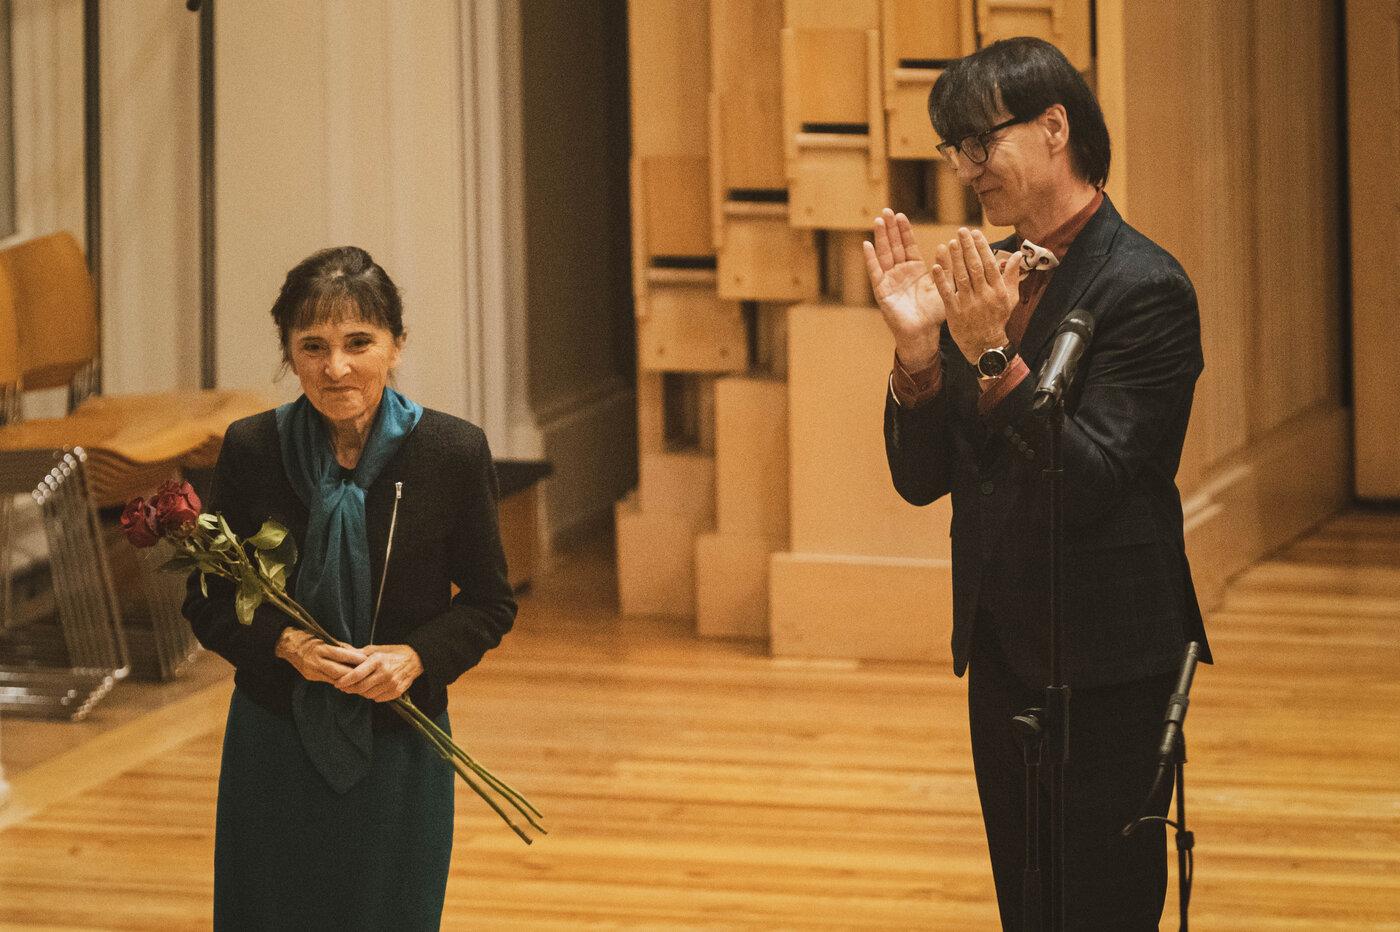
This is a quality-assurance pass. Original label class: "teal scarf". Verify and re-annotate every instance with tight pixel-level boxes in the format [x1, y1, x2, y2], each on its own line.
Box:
[276, 386, 423, 793]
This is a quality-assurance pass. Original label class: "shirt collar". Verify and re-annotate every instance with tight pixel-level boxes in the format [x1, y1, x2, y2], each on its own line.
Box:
[1026, 189, 1104, 261]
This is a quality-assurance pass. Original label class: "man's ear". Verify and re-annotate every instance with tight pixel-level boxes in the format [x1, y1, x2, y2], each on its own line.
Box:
[1040, 103, 1071, 155]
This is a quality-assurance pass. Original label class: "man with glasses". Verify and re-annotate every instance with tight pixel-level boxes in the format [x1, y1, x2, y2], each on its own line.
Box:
[865, 37, 1210, 930]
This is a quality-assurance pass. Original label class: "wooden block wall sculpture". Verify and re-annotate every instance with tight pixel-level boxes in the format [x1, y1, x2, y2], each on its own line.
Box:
[782, 0, 888, 230]
[636, 270, 747, 373]
[787, 302, 951, 560]
[769, 552, 951, 661]
[630, 2, 745, 378]
[695, 532, 781, 639]
[711, 0, 821, 302]
[716, 203, 820, 301]
[639, 451, 719, 521]
[975, 0, 1092, 71]
[691, 376, 790, 639]
[715, 376, 790, 540]
[618, 0, 1098, 654]
[882, 0, 975, 159]
[636, 371, 666, 456]
[616, 491, 712, 618]
[618, 451, 718, 618]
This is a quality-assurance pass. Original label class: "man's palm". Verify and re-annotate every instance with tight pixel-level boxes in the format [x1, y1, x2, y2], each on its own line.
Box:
[874, 259, 945, 339]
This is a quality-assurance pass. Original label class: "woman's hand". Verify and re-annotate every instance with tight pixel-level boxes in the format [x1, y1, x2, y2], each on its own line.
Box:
[275, 627, 367, 684]
[863, 209, 946, 371]
[333, 643, 424, 703]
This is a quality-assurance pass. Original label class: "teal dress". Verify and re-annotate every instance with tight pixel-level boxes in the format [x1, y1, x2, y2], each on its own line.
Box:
[214, 690, 454, 931]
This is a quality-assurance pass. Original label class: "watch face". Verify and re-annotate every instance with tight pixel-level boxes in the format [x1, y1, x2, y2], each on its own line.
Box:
[978, 348, 1008, 378]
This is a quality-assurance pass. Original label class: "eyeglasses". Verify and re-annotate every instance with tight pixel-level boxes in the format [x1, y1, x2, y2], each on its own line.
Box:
[936, 115, 1031, 165]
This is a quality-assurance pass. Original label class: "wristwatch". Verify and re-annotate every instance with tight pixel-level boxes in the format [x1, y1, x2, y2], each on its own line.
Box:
[976, 342, 1015, 381]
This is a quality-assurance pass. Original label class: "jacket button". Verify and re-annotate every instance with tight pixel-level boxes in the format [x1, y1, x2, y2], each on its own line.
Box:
[1002, 425, 1015, 438]
[980, 480, 995, 495]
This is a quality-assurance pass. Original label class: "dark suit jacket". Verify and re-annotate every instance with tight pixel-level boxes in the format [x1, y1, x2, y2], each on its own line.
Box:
[884, 195, 1209, 689]
[183, 407, 518, 729]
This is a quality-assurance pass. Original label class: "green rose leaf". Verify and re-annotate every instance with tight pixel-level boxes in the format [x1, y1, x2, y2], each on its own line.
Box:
[255, 550, 288, 590]
[234, 569, 266, 626]
[270, 530, 298, 568]
[246, 521, 288, 551]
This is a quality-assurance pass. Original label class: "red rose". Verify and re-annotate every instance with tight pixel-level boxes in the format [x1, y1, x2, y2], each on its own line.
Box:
[150, 480, 202, 538]
[120, 497, 161, 548]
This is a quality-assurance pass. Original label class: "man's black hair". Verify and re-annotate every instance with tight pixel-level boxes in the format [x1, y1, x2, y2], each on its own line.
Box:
[928, 37, 1110, 187]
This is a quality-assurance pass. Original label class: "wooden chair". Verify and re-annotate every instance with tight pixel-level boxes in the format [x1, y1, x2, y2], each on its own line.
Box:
[0, 231, 268, 681]
[0, 232, 270, 506]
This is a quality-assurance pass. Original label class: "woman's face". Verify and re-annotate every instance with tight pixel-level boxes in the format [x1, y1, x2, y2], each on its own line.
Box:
[286, 314, 403, 431]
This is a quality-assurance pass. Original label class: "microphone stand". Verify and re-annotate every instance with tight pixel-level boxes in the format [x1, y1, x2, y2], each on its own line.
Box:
[1015, 393, 1071, 931]
[1124, 641, 1202, 931]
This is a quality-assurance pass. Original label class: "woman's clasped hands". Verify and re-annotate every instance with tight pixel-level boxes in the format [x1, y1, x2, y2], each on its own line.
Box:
[275, 627, 424, 703]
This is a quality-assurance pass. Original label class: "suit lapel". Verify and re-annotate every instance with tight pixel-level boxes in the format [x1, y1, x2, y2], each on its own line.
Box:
[1017, 195, 1122, 367]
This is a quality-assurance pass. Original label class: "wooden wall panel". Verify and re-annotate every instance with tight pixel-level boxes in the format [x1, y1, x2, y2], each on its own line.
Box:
[1347, 0, 1400, 499]
[1110, 0, 1350, 598]
[628, 0, 711, 159]
[711, 0, 787, 191]
[1248, 0, 1342, 435]
[1116, 3, 1255, 490]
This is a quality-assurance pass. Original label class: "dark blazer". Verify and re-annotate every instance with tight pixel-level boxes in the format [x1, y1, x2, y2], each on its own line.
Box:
[884, 195, 1209, 689]
[183, 407, 518, 728]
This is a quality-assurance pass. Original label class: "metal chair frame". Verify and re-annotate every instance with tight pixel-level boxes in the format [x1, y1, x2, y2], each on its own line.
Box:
[0, 448, 126, 720]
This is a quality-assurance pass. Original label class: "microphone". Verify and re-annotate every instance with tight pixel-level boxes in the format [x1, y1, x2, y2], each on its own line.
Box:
[1031, 310, 1095, 412]
[1157, 641, 1202, 764]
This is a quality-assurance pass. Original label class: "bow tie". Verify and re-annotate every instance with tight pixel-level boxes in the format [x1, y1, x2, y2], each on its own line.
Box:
[1019, 240, 1059, 271]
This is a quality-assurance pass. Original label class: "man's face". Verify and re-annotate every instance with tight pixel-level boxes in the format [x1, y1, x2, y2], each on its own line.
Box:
[948, 108, 1052, 232]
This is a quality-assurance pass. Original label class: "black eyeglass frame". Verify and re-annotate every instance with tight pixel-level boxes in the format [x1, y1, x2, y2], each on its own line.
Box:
[935, 114, 1033, 165]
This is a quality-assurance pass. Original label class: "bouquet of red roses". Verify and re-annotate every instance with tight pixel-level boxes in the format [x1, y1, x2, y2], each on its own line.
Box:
[122, 479, 544, 843]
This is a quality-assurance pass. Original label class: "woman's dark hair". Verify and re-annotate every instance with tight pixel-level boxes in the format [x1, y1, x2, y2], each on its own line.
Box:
[270, 246, 405, 360]
[928, 37, 1110, 188]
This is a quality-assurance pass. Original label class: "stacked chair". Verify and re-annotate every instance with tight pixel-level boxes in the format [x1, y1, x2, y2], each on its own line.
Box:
[0, 231, 269, 717]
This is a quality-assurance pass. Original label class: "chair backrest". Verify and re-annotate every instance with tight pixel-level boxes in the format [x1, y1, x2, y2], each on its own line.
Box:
[0, 232, 99, 393]
[0, 257, 19, 391]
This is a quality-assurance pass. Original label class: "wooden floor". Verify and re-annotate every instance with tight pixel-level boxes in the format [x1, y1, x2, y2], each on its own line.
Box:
[1, 511, 1398, 930]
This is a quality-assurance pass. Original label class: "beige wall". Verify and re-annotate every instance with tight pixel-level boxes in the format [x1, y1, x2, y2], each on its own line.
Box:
[1347, 0, 1400, 499]
[1111, 0, 1350, 605]
[10, 0, 636, 545]
[518, 0, 638, 536]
